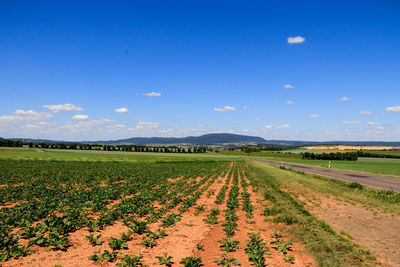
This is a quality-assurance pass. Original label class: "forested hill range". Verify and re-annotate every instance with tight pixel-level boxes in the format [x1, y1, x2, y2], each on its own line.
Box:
[3, 133, 400, 147]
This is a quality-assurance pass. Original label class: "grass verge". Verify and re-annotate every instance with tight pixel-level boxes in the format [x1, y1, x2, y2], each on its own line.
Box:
[245, 160, 377, 267]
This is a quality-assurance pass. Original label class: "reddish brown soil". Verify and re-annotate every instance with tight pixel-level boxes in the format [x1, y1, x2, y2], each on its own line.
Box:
[303, 196, 400, 267]
[3, 163, 317, 266]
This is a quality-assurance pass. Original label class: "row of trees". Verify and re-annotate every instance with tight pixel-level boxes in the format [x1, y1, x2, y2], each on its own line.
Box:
[27, 142, 207, 153]
[0, 139, 24, 147]
[355, 151, 400, 159]
[301, 152, 358, 161]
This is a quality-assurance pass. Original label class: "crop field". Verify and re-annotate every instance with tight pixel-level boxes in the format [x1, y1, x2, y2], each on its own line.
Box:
[2, 156, 392, 266]
[0, 148, 238, 162]
[0, 159, 320, 266]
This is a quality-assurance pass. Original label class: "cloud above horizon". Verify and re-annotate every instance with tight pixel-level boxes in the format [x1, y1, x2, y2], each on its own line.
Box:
[339, 96, 351, 101]
[386, 106, 400, 112]
[308, 114, 320, 118]
[287, 36, 305, 44]
[115, 107, 129, 113]
[73, 114, 89, 120]
[283, 84, 295, 89]
[43, 104, 83, 113]
[265, 124, 291, 129]
[142, 92, 161, 97]
[213, 106, 236, 112]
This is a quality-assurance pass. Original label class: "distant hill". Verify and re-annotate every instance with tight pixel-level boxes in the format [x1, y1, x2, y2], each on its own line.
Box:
[92, 133, 268, 145]
[6, 133, 400, 147]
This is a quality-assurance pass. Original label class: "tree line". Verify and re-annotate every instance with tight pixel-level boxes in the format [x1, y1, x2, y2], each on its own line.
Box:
[301, 152, 358, 161]
[0, 139, 206, 153]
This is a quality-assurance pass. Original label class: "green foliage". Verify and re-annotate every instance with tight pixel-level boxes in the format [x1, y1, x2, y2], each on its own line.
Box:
[156, 254, 173, 266]
[180, 256, 202, 267]
[85, 234, 102, 246]
[218, 238, 240, 252]
[109, 237, 128, 250]
[140, 237, 157, 248]
[160, 214, 181, 227]
[128, 220, 148, 235]
[214, 253, 241, 266]
[116, 254, 143, 266]
[245, 233, 271, 267]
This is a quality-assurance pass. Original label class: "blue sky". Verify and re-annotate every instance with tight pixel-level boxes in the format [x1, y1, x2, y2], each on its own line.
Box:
[1, 0, 400, 141]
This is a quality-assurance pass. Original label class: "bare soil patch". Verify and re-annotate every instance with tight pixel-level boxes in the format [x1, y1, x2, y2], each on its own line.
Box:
[304, 196, 400, 267]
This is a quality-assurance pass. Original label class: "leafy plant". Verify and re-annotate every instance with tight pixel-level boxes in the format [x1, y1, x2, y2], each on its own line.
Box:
[116, 254, 143, 266]
[196, 243, 204, 251]
[88, 250, 103, 263]
[85, 233, 102, 246]
[102, 249, 118, 262]
[283, 254, 295, 262]
[218, 238, 240, 252]
[160, 214, 181, 227]
[129, 220, 148, 235]
[109, 237, 128, 250]
[245, 233, 271, 267]
[156, 253, 173, 266]
[141, 237, 157, 248]
[214, 253, 241, 266]
[180, 256, 202, 267]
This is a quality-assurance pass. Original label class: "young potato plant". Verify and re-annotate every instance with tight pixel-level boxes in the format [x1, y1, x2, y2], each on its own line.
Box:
[180, 256, 202, 267]
[214, 253, 241, 266]
[85, 233, 102, 246]
[160, 214, 181, 227]
[109, 237, 128, 250]
[116, 254, 143, 266]
[204, 208, 220, 224]
[218, 238, 240, 252]
[140, 237, 157, 248]
[245, 233, 271, 267]
[156, 253, 173, 266]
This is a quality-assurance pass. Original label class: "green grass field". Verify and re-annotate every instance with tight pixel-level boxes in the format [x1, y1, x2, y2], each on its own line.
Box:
[218, 150, 400, 177]
[0, 148, 238, 162]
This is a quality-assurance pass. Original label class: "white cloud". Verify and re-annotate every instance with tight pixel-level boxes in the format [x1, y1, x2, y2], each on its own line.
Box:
[159, 128, 174, 133]
[241, 129, 249, 132]
[112, 124, 127, 128]
[136, 122, 159, 129]
[0, 109, 52, 124]
[342, 120, 362, 125]
[386, 106, 400, 112]
[213, 106, 236, 112]
[115, 107, 129, 113]
[308, 114, 320, 118]
[142, 92, 161, 97]
[73, 114, 89, 120]
[360, 111, 372, 115]
[339, 96, 351, 101]
[255, 117, 262, 121]
[265, 124, 291, 129]
[243, 105, 248, 110]
[283, 84, 295, 89]
[366, 121, 381, 126]
[43, 104, 83, 113]
[286, 100, 293, 105]
[287, 36, 305, 44]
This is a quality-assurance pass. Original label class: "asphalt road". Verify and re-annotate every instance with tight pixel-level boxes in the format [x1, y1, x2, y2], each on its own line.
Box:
[251, 158, 400, 192]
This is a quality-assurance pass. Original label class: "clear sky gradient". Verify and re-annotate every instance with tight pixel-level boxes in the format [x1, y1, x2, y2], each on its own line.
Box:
[1, 0, 400, 141]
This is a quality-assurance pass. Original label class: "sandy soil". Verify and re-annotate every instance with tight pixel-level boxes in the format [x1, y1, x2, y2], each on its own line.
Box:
[304, 196, 400, 267]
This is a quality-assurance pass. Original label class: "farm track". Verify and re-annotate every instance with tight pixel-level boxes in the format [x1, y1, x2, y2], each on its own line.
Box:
[252, 158, 400, 192]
